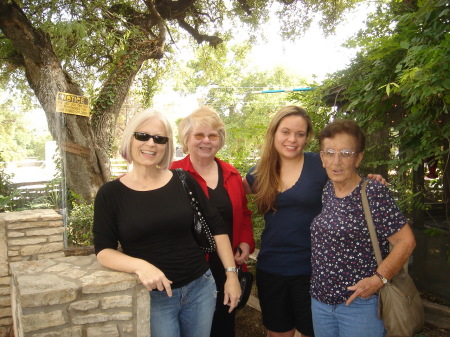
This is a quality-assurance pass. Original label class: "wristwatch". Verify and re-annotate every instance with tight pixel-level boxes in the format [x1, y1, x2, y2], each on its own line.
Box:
[225, 267, 238, 274]
[374, 271, 388, 285]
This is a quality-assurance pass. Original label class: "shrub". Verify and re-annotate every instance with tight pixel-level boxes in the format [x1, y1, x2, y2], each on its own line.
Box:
[67, 201, 94, 246]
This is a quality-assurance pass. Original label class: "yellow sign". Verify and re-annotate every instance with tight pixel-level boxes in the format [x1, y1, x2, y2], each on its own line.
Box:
[56, 92, 90, 117]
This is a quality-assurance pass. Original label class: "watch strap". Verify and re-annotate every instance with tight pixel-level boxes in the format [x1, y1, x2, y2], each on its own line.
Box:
[225, 267, 238, 273]
[374, 271, 388, 284]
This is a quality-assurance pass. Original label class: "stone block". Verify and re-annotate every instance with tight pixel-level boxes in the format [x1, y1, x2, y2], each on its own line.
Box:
[7, 231, 25, 238]
[26, 227, 64, 237]
[81, 271, 137, 294]
[48, 235, 63, 243]
[7, 222, 41, 230]
[0, 325, 12, 337]
[20, 242, 64, 256]
[121, 322, 134, 333]
[101, 295, 132, 309]
[0, 306, 11, 318]
[72, 313, 109, 325]
[9, 237, 47, 246]
[0, 209, 61, 225]
[0, 287, 10, 296]
[69, 300, 99, 311]
[8, 250, 20, 257]
[0, 295, 11, 306]
[0, 220, 8, 278]
[37, 252, 65, 260]
[109, 311, 133, 321]
[136, 287, 150, 337]
[31, 326, 82, 337]
[86, 324, 119, 337]
[0, 316, 12, 325]
[16, 274, 78, 307]
[22, 310, 65, 332]
[0, 277, 10, 286]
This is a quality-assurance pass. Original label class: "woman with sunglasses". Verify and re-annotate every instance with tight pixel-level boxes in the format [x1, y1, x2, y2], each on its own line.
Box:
[93, 109, 241, 337]
[171, 106, 255, 337]
[243, 106, 385, 337]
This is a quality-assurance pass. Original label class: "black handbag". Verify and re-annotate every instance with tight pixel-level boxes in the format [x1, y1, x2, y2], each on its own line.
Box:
[236, 265, 254, 310]
[176, 169, 216, 253]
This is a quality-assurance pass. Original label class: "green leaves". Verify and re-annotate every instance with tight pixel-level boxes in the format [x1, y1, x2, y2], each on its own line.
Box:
[314, 0, 449, 214]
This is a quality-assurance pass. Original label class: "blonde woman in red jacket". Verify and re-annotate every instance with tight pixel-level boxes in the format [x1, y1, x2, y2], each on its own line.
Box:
[171, 106, 255, 337]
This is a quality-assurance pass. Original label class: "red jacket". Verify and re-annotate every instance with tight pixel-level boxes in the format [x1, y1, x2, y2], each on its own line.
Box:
[171, 155, 255, 267]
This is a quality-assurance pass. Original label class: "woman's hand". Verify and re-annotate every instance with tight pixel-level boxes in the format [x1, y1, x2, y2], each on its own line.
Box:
[96, 248, 173, 296]
[134, 260, 173, 296]
[223, 272, 242, 312]
[214, 234, 243, 312]
[367, 173, 387, 186]
[234, 243, 250, 265]
[346, 275, 384, 306]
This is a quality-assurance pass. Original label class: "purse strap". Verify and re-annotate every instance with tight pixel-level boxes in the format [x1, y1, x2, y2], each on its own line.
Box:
[175, 168, 196, 208]
[361, 179, 383, 265]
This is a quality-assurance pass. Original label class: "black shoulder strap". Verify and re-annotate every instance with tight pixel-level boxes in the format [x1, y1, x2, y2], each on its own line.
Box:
[175, 168, 196, 207]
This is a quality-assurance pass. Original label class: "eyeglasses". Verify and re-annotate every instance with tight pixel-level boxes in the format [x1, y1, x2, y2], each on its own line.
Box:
[321, 149, 358, 159]
[192, 133, 220, 141]
[133, 132, 169, 144]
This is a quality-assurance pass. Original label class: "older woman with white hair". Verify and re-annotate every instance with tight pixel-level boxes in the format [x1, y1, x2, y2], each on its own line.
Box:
[310, 119, 416, 337]
[171, 106, 255, 337]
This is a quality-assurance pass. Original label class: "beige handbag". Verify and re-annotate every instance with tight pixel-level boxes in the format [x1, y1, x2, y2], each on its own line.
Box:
[361, 180, 424, 337]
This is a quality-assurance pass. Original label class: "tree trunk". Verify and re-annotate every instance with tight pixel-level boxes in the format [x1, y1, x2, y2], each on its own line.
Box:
[0, 1, 165, 202]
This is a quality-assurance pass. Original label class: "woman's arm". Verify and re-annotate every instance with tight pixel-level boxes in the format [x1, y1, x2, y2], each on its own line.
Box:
[377, 223, 416, 279]
[234, 182, 255, 264]
[242, 177, 253, 194]
[96, 248, 173, 296]
[214, 234, 242, 312]
[346, 224, 416, 305]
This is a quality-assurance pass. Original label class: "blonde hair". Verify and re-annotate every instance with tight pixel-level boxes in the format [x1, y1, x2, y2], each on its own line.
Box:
[120, 109, 174, 169]
[254, 106, 313, 213]
[177, 106, 226, 154]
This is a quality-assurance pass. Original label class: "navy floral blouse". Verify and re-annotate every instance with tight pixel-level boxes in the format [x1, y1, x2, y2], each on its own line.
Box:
[310, 178, 407, 305]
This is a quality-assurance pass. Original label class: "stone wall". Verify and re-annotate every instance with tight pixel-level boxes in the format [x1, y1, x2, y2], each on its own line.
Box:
[0, 209, 151, 337]
[10, 255, 149, 337]
[0, 209, 66, 336]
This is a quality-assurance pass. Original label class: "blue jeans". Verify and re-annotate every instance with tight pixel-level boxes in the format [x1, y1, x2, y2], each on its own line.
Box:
[311, 296, 386, 337]
[150, 269, 217, 337]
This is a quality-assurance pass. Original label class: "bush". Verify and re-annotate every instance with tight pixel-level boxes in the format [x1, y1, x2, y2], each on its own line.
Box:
[67, 201, 94, 246]
[0, 168, 21, 212]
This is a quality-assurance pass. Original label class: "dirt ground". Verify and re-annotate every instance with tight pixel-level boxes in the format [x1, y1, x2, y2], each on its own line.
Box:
[235, 305, 450, 337]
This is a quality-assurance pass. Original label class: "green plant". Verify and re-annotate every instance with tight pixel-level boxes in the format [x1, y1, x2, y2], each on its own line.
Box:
[423, 227, 446, 237]
[0, 168, 21, 212]
[67, 200, 94, 247]
[26, 178, 63, 210]
[246, 195, 265, 249]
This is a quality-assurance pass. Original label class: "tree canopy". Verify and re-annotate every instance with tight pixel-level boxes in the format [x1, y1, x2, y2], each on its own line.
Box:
[0, 0, 364, 202]
[311, 0, 449, 218]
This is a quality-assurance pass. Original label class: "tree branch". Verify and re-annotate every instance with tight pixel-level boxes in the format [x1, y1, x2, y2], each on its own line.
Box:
[177, 18, 223, 47]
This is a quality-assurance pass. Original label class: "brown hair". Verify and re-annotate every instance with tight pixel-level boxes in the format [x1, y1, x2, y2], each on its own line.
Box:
[254, 105, 313, 213]
[318, 119, 365, 153]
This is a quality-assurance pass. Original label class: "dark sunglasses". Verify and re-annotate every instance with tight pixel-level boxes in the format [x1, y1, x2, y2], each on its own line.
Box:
[133, 132, 169, 144]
